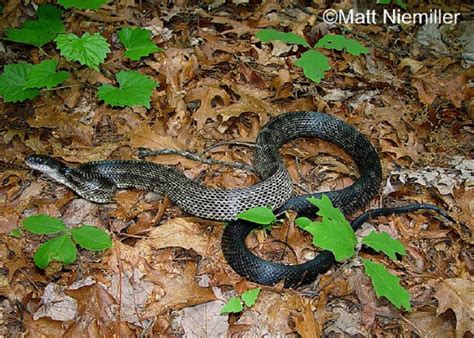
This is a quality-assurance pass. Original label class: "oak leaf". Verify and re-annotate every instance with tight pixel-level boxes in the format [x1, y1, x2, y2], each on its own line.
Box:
[185, 85, 230, 129]
[434, 278, 474, 337]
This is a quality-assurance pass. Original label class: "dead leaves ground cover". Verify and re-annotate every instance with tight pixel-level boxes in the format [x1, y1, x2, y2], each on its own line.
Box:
[0, 0, 473, 336]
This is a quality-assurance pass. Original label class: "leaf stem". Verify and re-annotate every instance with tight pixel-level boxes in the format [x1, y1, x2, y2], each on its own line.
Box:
[39, 47, 52, 58]
[42, 83, 81, 91]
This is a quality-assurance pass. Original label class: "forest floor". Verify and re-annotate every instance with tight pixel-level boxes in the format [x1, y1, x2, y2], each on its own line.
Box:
[0, 0, 473, 336]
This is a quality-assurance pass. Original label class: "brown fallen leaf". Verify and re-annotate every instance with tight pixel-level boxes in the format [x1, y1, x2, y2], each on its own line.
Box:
[270, 69, 293, 99]
[107, 268, 155, 327]
[412, 68, 473, 108]
[128, 121, 184, 151]
[154, 48, 198, 113]
[145, 261, 216, 316]
[21, 313, 68, 337]
[434, 278, 474, 338]
[215, 81, 279, 122]
[405, 308, 455, 337]
[231, 290, 316, 336]
[179, 300, 229, 337]
[33, 283, 78, 321]
[239, 64, 267, 89]
[146, 217, 220, 257]
[212, 16, 253, 36]
[185, 83, 231, 130]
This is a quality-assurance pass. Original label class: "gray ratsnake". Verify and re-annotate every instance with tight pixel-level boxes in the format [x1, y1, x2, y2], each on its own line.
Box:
[25, 111, 456, 288]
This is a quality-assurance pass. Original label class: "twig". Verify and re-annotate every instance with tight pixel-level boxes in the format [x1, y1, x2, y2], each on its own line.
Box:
[138, 148, 258, 173]
[74, 9, 129, 23]
[204, 140, 260, 152]
[293, 156, 311, 194]
[278, 222, 292, 262]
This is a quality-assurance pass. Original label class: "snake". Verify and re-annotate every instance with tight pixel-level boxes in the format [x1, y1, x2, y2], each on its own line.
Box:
[25, 111, 453, 288]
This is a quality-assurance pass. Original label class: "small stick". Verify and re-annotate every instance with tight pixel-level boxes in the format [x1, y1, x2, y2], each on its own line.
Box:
[204, 140, 261, 152]
[138, 148, 258, 173]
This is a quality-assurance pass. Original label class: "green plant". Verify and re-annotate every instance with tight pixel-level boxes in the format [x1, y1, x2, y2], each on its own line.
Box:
[256, 29, 368, 83]
[1, 4, 162, 106]
[55, 32, 111, 71]
[376, 0, 408, 9]
[5, 4, 65, 47]
[16, 214, 112, 269]
[0, 63, 40, 102]
[239, 196, 412, 311]
[58, 0, 108, 10]
[220, 287, 261, 314]
[97, 70, 158, 108]
[25, 59, 70, 89]
[0, 61, 70, 102]
[118, 27, 163, 61]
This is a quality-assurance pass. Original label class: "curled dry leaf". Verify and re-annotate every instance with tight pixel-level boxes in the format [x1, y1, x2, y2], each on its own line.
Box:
[404, 308, 455, 337]
[434, 278, 474, 338]
[270, 69, 293, 99]
[394, 157, 473, 196]
[33, 283, 78, 321]
[156, 48, 198, 113]
[107, 268, 154, 327]
[231, 290, 317, 336]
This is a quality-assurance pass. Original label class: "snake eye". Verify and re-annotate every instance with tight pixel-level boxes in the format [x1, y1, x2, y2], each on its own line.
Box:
[59, 167, 72, 176]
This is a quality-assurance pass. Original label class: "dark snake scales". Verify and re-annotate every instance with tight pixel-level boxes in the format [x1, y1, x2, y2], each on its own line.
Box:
[26, 111, 452, 288]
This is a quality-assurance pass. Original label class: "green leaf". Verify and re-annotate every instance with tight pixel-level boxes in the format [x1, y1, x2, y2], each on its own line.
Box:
[58, 0, 108, 10]
[315, 35, 369, 56]
[362, 231, 406, 260]
[34, 234, 77, 269]
[241, 288, 261, 307]
[294, 50, 331, 83]
[55, 32, 110, 70]
[307, 195, 347, 224]
[118, 27, 162, 61]
[237, 207, 276, 225]
[376, 0, 407, 8]
[98, 70, 157, 108]
[9, 228, 22, 238]
[5, 4, 64, 47]
[295, 217, 313, 229]
[362, 259, 411, 311]
[220, 296, 243, 314]
[25, 60, 70, 89]
[298, 195, 356, 261]
[71, 225, 112, 251]
[256, 29, 310, 47]
[0, 63, 40, 102]
[22, 215, 67, 235]
[395, 0, 408, 9]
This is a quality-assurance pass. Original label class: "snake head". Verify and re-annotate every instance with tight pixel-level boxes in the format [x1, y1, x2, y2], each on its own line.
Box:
[25, 154, 70, 183]
[25, 154, 116, 203]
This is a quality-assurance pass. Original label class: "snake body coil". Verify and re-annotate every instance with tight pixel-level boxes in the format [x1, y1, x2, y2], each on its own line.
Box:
[26, 111, 384, 286]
